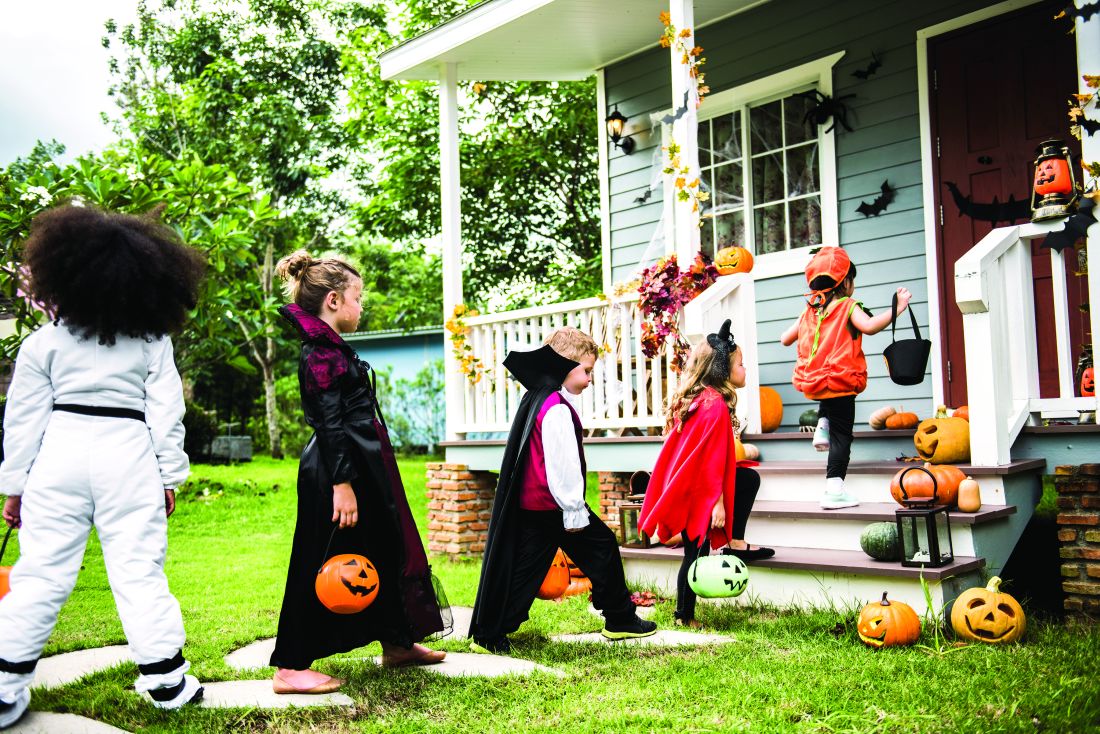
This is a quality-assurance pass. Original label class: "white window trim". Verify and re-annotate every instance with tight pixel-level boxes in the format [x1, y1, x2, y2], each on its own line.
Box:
[660, 51, 845, 278]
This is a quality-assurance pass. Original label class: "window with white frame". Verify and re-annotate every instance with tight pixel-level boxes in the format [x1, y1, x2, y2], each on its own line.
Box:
[665, 53, 843, 266]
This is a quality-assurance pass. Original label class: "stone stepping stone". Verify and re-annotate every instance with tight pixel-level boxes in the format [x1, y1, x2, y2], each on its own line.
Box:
[224, 638, 276, 671]
[552, 630, 733, 647]
[198, 680, 353, 709]
[367, 652, 562, 678]
[446, 606, 473, 639]
[8, 711, 130, 733]
[32, 646, 132, 690]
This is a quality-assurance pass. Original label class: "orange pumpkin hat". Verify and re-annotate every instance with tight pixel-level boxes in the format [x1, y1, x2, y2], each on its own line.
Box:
[804, 247, 852, 307]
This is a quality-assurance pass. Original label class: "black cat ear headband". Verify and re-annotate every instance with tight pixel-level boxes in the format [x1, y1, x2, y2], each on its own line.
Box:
[705, 319, 737, 382]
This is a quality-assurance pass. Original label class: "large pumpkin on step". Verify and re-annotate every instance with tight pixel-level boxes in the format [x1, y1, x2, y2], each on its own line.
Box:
[759, 387, 783, 433]
[857, 592, 921, 648]
[537, 549, 570, 600]
[316, 554, 380, 614]
[950, 576, 1026, 644]
[913, 417, 970, 464]
[889, 463, 965, 507]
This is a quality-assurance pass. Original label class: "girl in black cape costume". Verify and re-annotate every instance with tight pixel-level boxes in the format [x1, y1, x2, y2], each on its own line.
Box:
[269, 251, 446, 693]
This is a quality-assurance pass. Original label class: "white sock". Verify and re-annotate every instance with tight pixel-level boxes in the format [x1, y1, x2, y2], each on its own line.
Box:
[826, 477, 844, 495]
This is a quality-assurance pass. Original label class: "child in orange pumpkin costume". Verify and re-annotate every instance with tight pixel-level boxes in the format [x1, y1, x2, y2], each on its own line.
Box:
[780, 247, 912, 509]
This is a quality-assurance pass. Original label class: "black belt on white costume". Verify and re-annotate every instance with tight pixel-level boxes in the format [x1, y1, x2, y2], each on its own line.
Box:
[53, 403, 146, 423]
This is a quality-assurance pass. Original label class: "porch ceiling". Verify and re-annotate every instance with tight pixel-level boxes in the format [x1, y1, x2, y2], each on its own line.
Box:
[379, 0, 769, 81]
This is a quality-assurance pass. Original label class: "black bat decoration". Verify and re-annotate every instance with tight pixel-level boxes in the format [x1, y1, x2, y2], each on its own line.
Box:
[943, 181, 1031, 227]
[658, 90, 691, 126]
[1042, 197, 1097, 254]
[634, 188, 655, 205]
[1078, 116, 1100, 136]
[852, 51, 882, 80]
[797, 90, 855, 134]
[1056, 1, 1100, 22]
[856, 180, 896, 217]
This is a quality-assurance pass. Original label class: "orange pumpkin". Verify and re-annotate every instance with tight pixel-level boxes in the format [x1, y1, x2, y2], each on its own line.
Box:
[537, 549, 570, 600]
[890, 463, 965, 507]
[563, 552, 585, 578]
[759, 387, 783, 433]
[950, 576, 1026, 644]
[1033, 157, 1073, 196]
[563, 576, 592, 597]
[884, 412, 919, 430]
[0, 568, 9, 600]
[736, 441, 760, 461]
[857, 592, 921, 648]
[715, 245, 754, 275]
[913, 417, 970, 464]
[315, 554, 379, 614]
[952, 405, 969, 421]
[1082, 367, 1095, 398]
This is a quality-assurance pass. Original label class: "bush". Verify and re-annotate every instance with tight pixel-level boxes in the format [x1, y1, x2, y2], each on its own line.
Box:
[183, 401, 217, 461]
[376, 360, 444, 454]
[249, 374, 312, 458]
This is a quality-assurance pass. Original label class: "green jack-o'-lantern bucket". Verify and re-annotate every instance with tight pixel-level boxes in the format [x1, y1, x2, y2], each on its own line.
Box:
[687, 555, 749, 598]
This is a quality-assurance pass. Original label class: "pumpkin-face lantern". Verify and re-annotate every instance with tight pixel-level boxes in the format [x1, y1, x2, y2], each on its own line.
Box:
[316, 554, 379, 614]
[759, 387, 783, 433]
[687, 555, 749, 598]
[913, 417, 970, 464]
[857, 592, 921, 648]
[1033, 158, 1073, 196]
[1081, 367, 1095, 398]
[537, 549, 570, 600]
[950, 576, 1026, 644]
[715, 245, 754, 275]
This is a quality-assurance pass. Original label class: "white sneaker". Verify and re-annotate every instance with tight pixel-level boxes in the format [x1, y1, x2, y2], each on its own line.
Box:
[820, 490, 860, 510]
[0, 688, 30, 729]
[147, 674, 204, 709]
[812, 417, 830, 452]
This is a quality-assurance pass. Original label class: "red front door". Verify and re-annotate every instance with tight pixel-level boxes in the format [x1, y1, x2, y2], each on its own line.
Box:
[929, 1, 1086, 407]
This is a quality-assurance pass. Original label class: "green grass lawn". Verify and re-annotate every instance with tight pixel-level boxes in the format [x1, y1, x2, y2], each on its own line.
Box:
[6, 456, 1100, 733]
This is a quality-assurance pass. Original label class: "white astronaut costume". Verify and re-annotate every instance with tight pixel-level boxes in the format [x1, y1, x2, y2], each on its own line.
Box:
[0, 322, 201, 715]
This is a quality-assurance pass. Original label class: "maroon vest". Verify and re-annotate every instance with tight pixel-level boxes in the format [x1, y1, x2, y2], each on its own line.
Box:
[518, 391, 585, 511]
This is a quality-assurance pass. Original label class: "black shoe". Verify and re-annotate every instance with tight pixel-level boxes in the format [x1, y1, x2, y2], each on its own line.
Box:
[721, 545, 775, 562]
[470, 636, 511, 654]
[601, 616, 658, 640]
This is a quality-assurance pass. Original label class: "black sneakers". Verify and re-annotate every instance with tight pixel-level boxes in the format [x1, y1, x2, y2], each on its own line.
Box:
[469, 636, 512, 655]
[601, 616, 658, 640]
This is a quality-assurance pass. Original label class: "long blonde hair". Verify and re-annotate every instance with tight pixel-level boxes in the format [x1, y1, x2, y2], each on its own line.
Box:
[665, 339, 740, 433]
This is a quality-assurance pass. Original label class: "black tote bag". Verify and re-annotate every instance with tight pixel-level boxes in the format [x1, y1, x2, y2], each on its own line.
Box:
[882, 293, 930, 386]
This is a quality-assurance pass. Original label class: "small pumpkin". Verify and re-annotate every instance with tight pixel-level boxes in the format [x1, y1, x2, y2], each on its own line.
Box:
[736, 441, 760, 461]
[563, 576, 592, 597]
[957, 476, 981, 513]
[536, 549, 570, 600]
[913, 417, 970, 464]
[857, 592, 921, 648]
[868, 406, 897, 430]
[889, 463, 965, 507]
[950, 576, 1026, 644]
[953, 405, 970, 422]
[1082, 366, 1095, 398]
[315, 554, 380, 614]
[799, 409, 819, 428]
[860, 523, 901, 561]
[884, 412, 919, 430]
[759, 387, 783, 433]
[715, 245, 754, 275]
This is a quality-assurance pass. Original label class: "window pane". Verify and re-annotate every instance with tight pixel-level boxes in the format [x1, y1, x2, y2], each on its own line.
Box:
[786, 143, 820, 197]
[750, 100, 782, 152]
[700, 216, 715, 257]
[754, 204, 786, 254]
[713, 161, 743, 213]
[785, 93, 816, 146]
[698, 168, 714, 218]
[715, 210, 745, 250]
[698, 119, 711, 169]
[712, 111, 742, 163]
[789, 196, 822, 248]
[752, 151, 784, 204]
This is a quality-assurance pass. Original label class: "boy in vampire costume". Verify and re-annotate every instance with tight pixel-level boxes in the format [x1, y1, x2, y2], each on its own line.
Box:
[469, 328, 657, 653]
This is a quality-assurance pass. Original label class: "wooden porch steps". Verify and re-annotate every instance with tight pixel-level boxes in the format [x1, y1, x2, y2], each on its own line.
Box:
[747, 500, 1015, 525]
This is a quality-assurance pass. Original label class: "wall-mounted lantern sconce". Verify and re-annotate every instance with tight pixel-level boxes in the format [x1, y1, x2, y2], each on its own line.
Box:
[605, 106, 635, 155]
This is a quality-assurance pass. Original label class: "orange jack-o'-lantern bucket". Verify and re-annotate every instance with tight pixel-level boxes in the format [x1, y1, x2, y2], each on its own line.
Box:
[315, 526, 379, 614]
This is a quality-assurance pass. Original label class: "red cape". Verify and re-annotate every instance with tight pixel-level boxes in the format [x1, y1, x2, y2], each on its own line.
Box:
[639, 387, 752, 547]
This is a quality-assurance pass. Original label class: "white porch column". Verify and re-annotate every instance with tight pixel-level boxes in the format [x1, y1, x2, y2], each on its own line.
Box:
[670, 0, 701, 264]
[440, 62, 464, 440]
[1077, 1, 1100, 423]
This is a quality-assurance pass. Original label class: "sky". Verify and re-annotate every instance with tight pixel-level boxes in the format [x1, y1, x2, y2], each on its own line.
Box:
[0, 1, 138, 166]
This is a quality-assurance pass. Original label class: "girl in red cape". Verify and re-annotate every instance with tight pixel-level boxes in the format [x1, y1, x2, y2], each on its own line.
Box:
[639, 320, 772, 628]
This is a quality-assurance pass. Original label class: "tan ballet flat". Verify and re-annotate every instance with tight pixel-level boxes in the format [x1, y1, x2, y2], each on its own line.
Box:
[272, 671, 345, 694]
[381, 647, 447, 668]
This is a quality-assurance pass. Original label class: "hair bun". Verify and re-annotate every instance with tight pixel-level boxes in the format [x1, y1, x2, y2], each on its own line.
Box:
[275, 249, 314, 281]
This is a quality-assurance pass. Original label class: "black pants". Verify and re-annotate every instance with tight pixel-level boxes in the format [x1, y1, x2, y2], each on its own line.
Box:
[818, 395, 856, 480]
[675, 467, 761, 621]
[499, 509, 636, 636]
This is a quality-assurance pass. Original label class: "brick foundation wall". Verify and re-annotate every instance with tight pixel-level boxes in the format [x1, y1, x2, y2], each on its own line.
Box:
[598, 471, 632, 531]
[426, 463, 495, 557]
[1055, 463, 1100, 619]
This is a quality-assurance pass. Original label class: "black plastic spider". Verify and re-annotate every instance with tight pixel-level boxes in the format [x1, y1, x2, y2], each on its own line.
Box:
[797, 90, 855, 134]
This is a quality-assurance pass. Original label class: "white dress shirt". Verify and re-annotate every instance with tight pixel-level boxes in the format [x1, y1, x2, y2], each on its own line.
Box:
[541, 388, 590, 530]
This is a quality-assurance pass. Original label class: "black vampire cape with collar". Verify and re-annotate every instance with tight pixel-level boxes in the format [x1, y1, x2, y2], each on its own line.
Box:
[468, 344, 579, 641]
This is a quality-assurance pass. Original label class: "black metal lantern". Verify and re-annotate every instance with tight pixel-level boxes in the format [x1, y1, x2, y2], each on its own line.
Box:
[1030, 139, 1080, 222]
[618, 502, 651, 548]
[893, 466, 954, 568]
[605, 107, 635, 155]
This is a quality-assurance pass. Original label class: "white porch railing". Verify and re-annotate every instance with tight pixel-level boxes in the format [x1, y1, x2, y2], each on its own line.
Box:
[955, 222, 1100, 466]
[447, 273, 761, 437]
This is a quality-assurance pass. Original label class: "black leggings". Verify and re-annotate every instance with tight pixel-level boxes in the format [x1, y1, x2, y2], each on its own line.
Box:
[675, 467, 761, 621]
[818, 395, 856, 480]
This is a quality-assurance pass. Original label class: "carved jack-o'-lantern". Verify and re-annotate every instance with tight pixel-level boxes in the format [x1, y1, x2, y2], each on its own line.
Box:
[315, 554, 379, 614]
[537, 549, 570, 600]
[857, 592, 921, 648]
[913, 417, 970, 464]
[715, 245, 754, 275]
[687, 555, 749, 598]
[1081, 366, 1095, 398]
[950, 576, 1026, 644]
